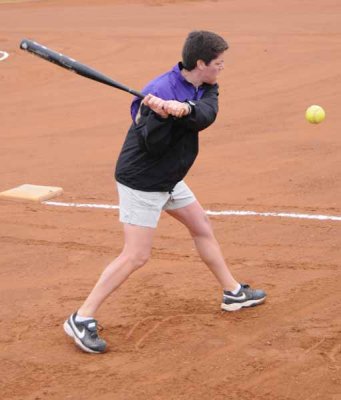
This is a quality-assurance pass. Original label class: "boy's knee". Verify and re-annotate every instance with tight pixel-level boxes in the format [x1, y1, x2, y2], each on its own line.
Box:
[191, 214, 214, 238]
[128, 250, 151, 270]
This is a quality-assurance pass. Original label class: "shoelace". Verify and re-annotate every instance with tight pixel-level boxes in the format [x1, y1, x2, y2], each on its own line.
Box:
[89, 323, 104, 339]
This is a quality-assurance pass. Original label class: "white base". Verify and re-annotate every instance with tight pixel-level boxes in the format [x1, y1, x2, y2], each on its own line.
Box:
[0, 184, 63, 202]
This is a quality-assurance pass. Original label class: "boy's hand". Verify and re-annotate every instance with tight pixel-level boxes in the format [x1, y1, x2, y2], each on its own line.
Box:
[143, 94, 169, 118]
[143, 95, 191, 119]
[163, 100, 191, 118]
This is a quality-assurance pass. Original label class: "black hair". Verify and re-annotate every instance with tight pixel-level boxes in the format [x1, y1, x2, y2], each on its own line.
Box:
[182, 30, 228, 71]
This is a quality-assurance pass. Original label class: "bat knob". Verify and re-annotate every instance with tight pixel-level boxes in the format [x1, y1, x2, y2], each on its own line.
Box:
[20, 40, 28, 50]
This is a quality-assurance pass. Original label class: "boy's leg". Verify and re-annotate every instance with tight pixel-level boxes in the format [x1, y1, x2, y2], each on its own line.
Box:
[78, 223, 155, 317]
[166, 200, 266, 310]
[166, 200, 239, 291]
[64, 224, 155, 353]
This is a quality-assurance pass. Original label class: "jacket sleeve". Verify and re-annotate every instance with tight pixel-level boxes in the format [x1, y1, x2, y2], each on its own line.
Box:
[181, 84, 219, 132]
[134, 104, 174, 156]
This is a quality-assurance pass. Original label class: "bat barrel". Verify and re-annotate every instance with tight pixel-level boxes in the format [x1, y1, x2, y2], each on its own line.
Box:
[20, 39, 144, 99]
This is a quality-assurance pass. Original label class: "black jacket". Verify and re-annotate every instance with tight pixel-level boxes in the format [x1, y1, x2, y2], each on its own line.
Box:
[115, 83, 219, 192]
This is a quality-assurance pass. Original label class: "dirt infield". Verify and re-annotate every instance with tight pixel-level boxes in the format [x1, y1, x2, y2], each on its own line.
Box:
[1, 0, 340, 399]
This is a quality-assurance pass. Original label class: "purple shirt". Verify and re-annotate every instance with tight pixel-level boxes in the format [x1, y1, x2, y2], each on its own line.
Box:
[131, 63, 205, 121]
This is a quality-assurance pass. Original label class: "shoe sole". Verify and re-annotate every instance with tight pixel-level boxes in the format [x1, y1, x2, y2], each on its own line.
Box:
[220, 296, 266, 312]
[63, 320, 103, 354]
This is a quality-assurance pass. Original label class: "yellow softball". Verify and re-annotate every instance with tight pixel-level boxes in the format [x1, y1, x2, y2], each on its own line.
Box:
[305, 105, 326, 124]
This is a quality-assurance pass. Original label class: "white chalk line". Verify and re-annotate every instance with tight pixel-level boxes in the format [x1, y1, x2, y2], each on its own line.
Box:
[45, 201, 119, 210]
[0, 51, 9, 61]
[43, 201, 341, 222]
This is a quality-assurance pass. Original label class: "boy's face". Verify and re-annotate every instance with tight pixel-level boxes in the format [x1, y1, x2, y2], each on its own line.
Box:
[199, 52, 225, 84]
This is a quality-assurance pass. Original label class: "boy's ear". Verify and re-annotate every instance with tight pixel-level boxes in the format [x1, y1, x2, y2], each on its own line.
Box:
[196, 59, 206, 70]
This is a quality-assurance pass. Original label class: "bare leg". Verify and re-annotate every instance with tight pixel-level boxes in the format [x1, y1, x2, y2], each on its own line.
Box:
[166, 201, 239, 291]
[78, 224, 155, 317]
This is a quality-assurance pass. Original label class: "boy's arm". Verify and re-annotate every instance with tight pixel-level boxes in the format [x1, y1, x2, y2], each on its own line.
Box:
[134, 103, 173, 156]
[134, 94, 190, 156]
[145, 84, 219, 132]
[179, 84, 219, 131]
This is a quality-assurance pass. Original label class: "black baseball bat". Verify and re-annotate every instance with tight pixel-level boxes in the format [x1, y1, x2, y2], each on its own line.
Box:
[19, 39, 144, 99]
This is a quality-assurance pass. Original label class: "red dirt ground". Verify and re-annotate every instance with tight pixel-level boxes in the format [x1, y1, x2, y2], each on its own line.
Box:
[1, 0, 340, 399]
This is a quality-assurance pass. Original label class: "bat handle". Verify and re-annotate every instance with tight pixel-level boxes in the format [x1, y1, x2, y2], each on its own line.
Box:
[129, 89, 145, 99]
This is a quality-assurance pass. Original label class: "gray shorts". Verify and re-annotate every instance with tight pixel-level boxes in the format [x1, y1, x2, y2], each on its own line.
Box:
[116, 180, 196, 228]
